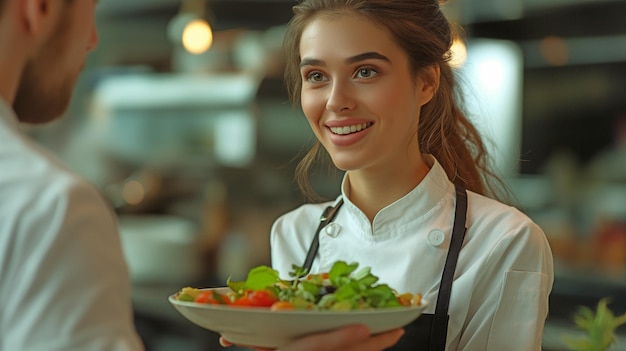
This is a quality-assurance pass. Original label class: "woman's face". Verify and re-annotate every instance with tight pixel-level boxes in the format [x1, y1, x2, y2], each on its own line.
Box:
[299, 13, 435, 173]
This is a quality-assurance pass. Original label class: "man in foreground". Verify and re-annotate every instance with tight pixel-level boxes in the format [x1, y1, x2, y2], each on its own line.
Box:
[0, 0, 144, 349]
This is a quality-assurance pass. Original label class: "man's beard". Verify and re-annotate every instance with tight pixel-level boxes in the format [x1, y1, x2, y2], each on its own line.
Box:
[13, 16, 82, 125]
[13, 62, 77, 125]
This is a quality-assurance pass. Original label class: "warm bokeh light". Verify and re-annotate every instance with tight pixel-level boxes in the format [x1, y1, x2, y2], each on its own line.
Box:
[122, 180, 145, 206]
[449, 38, 468, 67]
[540, 36, 569, 66]
[182, 19, 213, 54]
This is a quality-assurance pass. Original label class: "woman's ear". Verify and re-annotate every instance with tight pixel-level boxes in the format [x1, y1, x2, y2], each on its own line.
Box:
[416, 64, 440, 107]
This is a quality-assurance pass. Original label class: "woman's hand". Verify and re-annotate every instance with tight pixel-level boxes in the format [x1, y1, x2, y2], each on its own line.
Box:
[219, 324, 405, 351]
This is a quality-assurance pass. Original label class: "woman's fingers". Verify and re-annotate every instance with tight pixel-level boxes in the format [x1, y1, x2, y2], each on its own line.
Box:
[344, 328, 406, 351]
[219, 336, 274, 351]
[218, 337, 231, 347]
[277, 325, 405, 351]
[220, 325, 405, 351]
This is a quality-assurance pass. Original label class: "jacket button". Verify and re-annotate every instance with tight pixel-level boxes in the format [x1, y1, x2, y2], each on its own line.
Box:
[427, 229, 445, 247]
[324, 223, 341, 238]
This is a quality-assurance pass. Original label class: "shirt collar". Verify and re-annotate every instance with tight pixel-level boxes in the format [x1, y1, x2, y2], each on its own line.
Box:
[339, 155, 453, 234]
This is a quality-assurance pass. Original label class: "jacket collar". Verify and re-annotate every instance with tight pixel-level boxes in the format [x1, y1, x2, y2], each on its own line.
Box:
[339, 155, 454, 237]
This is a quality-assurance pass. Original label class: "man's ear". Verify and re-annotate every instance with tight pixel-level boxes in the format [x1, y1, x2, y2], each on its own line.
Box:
[417, 64, 440, 107]
[22, 0, 52, 35]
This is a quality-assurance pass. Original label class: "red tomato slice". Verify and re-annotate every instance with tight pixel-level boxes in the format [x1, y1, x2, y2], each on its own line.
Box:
[247, 290, 278, 307]
[195, 291, 230, 305]
[194, 291, 214, 304]
[231, 295, 252, 306]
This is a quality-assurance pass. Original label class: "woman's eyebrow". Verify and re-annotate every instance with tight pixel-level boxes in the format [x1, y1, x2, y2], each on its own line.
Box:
[345, 52, 390, 65]
[300, 58, 325, 68]
[300, 51, 391, 69]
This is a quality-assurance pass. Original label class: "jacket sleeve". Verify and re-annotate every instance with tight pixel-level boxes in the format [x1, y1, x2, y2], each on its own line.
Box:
[2, 177, 144, 351]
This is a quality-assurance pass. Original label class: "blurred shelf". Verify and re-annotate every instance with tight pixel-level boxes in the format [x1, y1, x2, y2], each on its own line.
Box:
[553, 263, 626, 297]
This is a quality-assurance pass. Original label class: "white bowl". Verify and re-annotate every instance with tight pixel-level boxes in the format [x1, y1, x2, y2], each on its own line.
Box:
[169, 287, 428, 348]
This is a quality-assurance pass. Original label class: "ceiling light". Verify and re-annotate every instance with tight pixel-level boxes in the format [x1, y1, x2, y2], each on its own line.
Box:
[167, 0, 213, 55]
[182, 19, 213, 54]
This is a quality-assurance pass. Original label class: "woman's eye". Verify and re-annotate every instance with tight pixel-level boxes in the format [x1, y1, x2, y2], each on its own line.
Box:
[305, 71, 327, 82]
[356, 68, 377, 79]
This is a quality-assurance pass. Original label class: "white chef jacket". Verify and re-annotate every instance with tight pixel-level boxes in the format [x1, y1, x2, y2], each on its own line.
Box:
[0, 99, 144, 351]
[271, 156, 554, 351]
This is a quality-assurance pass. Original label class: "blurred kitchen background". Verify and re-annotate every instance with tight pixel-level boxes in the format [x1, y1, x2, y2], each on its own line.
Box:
[21, 0, 626, 349]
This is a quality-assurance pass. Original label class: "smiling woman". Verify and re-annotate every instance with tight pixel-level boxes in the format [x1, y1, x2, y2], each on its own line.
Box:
[297, 13, 436, 200]
[216, 1, 555, 351]
[285, 2, 499, 206]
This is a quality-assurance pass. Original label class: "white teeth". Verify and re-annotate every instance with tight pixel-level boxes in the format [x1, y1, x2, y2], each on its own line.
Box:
[330, 122, 372, 135]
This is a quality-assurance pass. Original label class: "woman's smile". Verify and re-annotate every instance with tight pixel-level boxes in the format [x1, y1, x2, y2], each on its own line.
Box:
[326, 121, 374, 147]
[328, 122, 373, 136]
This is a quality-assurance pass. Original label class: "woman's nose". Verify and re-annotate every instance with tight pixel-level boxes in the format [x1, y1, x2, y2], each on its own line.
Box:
[325, 82, 356, 113]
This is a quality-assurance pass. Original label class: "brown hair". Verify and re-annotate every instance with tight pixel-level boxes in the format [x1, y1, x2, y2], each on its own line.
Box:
[284, 0, 506, 201]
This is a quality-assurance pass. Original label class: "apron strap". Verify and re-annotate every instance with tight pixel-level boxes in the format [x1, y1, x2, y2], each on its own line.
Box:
[302, 199, 344, 272]
[434, 183, 468, 315]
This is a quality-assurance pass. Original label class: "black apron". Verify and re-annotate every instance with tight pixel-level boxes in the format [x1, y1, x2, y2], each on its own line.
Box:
[302, 183, 468, 351]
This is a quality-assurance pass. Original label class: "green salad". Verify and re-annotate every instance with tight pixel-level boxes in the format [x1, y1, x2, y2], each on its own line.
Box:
[176, 261, 422, 311]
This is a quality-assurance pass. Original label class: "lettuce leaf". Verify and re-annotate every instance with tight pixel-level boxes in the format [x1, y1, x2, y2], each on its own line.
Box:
[227, 265, 280, 293]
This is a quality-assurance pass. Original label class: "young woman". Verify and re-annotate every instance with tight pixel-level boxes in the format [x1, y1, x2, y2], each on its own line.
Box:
[223, 0, 553, 350]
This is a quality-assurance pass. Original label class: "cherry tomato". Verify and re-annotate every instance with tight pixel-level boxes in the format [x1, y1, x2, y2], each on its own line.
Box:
[231, 295, 252, 306]
[194, 291, 215, 304]
[247, 290, 278, 307]
[194, 291, 229, 305]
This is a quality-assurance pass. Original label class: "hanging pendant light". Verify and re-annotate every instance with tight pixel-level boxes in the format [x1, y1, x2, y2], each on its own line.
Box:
[167, 0, 213, 55]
